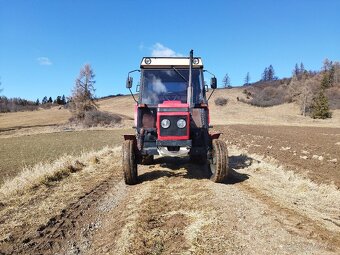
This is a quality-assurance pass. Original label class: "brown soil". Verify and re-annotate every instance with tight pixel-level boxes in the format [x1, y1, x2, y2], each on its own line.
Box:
[1, 124, 339, 254]
[216, 125, 340, 187]
[1, 137, 339, 254]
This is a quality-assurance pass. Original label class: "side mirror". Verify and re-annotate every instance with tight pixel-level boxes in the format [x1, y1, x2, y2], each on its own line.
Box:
[126, 77, 133, 89]
[210, 77, 217, 89]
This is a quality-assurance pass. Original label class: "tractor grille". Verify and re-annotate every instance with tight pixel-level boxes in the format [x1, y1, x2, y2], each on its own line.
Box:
[159, 115, 187, 137]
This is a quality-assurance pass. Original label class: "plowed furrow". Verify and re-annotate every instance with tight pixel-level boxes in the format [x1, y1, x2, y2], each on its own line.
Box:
[14, 175, 122, 255]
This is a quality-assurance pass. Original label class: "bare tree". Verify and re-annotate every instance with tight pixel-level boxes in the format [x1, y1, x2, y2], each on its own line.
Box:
[289, 77, 318, 116]
[222, 73, 231, 88]
[323, 58, 332, 72]
[69, 64, 97, 119]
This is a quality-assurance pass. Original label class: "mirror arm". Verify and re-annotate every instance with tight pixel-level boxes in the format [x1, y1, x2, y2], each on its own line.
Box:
[128, 69, 140, 76]
[204, 69, 216, 101]
[207, 88, 215, 101]
[126, 69, 140, 103]
[129, 88, 138, 103]
[203, 69, 216, 78]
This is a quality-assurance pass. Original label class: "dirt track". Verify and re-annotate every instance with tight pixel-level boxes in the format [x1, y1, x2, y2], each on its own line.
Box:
[1, 125, 340, 254]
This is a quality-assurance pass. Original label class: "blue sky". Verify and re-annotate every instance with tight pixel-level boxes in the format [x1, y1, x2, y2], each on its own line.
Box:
[1, 0, 340, 101]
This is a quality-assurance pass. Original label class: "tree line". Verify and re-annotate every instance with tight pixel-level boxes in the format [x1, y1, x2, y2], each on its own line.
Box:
[39, 95, 67, 105]
[231, 59, 340, 119]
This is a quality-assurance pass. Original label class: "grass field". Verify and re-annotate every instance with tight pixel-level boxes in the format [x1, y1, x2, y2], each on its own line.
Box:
[1, 87, 339, 185]
[1, 88, 340, 132]
[0, 129, 129, 184]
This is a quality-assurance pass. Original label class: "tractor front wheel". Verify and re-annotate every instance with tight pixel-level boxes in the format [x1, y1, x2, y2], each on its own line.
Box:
[122, 140, 138, 185]
[209, 139, 229, 183]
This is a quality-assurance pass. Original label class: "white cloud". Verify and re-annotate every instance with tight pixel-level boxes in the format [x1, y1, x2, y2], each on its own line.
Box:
[150, 74, 167, 93]
[37, 57, 52, 66]
[151, 43, 182, 57]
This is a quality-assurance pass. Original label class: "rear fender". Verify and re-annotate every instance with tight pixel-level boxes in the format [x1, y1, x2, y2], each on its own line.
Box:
[209, 132, 222, 140]
[123, 135, 136, 141]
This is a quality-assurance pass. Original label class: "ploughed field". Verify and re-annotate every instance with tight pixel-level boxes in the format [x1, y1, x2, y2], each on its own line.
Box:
[217, 124, 340, 187]
[0, 125, 339, 254]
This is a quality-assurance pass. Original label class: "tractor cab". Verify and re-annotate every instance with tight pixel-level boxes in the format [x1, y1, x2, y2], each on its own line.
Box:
[123, 50, 228, 185]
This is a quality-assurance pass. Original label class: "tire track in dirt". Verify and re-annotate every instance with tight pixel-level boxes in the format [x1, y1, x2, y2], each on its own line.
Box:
[86, 154, 339, 254]
[8, 171, 125, 255]
[3, 145, 339, 254]
[238, 182, 340, 251]
[85, 157, 215, 254]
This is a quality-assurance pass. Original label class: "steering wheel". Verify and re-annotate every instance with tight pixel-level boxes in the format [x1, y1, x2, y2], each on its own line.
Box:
[164, 93, 180, 101]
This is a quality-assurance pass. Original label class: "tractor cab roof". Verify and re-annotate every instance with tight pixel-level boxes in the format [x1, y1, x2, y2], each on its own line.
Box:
[140, 57, 203, 69]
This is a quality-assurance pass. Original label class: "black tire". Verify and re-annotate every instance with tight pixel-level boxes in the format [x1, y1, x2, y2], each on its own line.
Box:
[122, 140, 138, 185]
[209, 139, 229, 183]
[141, 155, 154, 165]
[190, 154, 207, 165]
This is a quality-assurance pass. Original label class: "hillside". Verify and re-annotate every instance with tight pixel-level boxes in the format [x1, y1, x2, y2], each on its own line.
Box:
[1, 87, 340, 133]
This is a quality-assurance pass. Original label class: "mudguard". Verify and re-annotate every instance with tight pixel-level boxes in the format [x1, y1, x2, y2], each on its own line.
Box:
[209, 132, 222, 140]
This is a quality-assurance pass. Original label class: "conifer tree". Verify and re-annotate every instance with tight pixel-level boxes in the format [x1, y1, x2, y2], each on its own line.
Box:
[311, 89, 332, 119]
[69, 64, 97, 119]
[42, 96, 48, 104]
[244, 72, 250, 86]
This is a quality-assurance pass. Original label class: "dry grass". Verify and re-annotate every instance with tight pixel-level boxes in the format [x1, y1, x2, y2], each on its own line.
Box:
[0, 146, 120, 200]
[1, 88, 340, 131]
[0, 107, 71, 130]
[0, 146, 122, 244]
[207, 88, 340, 127]
[0, 129, 129, 184]
[228, 145, 340, 232]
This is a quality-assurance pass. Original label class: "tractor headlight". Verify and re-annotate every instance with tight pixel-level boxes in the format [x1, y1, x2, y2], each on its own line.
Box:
[145, 58, 151, 64]
[177, 119, 186, 129]
[161, 119, 171, 129]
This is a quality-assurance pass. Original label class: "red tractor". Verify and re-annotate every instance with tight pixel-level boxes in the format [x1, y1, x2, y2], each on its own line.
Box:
[123, 50, 228, 184]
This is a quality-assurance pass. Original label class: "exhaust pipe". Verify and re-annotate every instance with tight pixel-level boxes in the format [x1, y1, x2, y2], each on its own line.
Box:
[187, 49, 193, 108]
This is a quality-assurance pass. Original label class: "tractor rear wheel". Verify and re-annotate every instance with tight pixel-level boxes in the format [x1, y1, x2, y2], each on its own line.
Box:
[209, 139, 229, 183]
[122, 140, 138, 185]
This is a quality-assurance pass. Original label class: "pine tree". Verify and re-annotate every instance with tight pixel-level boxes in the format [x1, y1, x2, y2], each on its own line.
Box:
[262, 67, 268, 81]
[36, 99, 40, 105]
[48, 97, 53, 103]
[61, 95, 66, 105]
[56, 96, 62, 104]
[267, 65, 277, 80]
[311, 89, 332, 119]
[244, 72, 250, 86]
[42, 96, 48, 104]
[300, 62, 305, 73]
[294, 63, 300, 77]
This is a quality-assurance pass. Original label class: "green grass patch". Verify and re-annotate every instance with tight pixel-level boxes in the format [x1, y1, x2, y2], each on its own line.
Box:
[0, 129, 128, 184]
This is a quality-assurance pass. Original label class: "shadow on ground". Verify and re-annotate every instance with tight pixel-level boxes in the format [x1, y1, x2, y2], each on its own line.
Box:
[138, 154, 253, 185]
